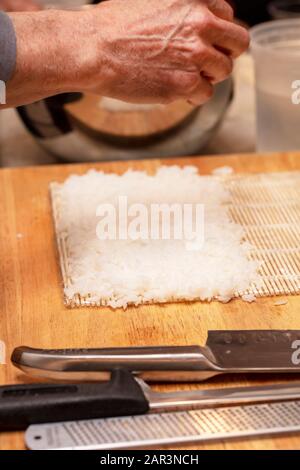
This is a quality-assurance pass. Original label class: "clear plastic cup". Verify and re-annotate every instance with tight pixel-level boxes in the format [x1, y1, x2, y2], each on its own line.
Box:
[251, 19, 300, 152]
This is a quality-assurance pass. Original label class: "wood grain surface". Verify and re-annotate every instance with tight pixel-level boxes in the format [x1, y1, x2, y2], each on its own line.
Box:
[1, 152, 300, 450]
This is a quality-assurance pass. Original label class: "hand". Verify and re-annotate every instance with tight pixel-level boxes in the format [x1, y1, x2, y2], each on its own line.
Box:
[4, 1, 249, 108]
[80, 0, 249, 105]
[0, 0, 41, 11]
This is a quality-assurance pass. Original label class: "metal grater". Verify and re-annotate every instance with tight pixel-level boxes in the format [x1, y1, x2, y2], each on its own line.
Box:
[26, 400, 300, 450]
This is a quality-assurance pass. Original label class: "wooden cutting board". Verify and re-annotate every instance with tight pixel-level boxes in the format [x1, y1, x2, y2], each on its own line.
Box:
[1, 152, 300, 451]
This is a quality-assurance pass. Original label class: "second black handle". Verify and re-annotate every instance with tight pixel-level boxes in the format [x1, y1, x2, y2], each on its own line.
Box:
[0, 369, 149, 431]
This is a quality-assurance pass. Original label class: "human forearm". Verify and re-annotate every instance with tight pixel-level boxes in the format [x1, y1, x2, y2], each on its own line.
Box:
[2, 1, 250, 109]
[4, 9, 103, 108]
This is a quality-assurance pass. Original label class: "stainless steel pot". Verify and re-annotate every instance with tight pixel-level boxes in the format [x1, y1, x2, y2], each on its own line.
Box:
[17, 80, 233, 162]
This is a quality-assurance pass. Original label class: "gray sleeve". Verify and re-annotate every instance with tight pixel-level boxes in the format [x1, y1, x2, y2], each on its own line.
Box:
[0, 11, 17, 82]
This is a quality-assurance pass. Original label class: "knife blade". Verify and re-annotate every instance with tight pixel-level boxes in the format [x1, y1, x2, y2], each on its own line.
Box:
[11, 330, 300, 383]
[3, 369, 300, 431]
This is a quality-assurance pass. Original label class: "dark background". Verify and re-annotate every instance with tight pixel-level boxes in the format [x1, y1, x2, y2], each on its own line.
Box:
[233, 0, 271, 25]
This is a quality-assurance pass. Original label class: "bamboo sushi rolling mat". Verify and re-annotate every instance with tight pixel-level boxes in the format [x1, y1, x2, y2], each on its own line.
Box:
[51, 171, 300, 307]
[1, 152, 300, 450]
[226, 172, 300, 297]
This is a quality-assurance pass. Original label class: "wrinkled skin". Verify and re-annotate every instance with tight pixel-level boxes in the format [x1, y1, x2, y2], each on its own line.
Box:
[4, 0, 249, 108]
[85, 0, 249, 104]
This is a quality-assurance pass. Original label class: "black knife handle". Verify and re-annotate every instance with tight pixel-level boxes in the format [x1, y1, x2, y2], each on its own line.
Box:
[0, 369, 149, 431]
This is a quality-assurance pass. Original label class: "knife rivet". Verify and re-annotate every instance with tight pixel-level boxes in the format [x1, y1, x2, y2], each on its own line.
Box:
[222, 334, 232, 344]
[238, 335, 246, 344]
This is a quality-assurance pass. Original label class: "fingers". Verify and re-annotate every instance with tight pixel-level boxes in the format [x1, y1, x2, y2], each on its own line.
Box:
[199, 46, 233, 83]
[213, 19, 250, 58]
[187, 75, 214, 105]
[203, 0, 234, 22]
[207, 16, 250, 58]
[155, 70, 213, 106]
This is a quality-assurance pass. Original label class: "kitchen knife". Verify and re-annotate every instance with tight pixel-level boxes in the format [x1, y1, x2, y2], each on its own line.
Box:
[3, 369, 300, 431]
[11, 330, 300, 383]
